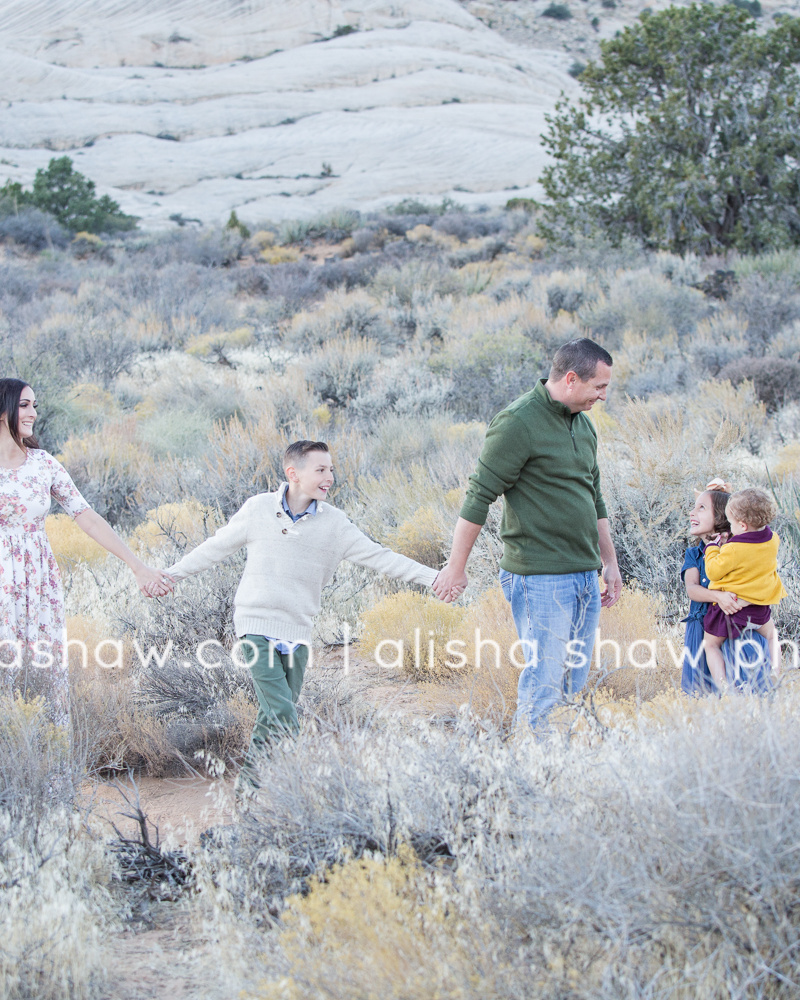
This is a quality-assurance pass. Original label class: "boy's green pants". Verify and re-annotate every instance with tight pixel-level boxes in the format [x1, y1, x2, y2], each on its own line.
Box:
[239, 635, 309, 786]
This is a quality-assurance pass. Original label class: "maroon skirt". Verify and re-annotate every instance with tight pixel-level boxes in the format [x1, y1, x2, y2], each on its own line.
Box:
[704, 602, 771, 638]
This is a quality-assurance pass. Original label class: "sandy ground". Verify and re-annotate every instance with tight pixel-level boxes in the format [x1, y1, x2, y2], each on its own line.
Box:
[82, 774, 235, 848]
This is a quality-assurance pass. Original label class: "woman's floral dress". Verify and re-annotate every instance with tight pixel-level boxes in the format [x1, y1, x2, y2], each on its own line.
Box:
[0, 449, 89, 725]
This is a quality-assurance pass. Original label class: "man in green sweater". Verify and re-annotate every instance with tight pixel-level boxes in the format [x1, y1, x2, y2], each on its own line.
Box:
[433, 338, 622, 730]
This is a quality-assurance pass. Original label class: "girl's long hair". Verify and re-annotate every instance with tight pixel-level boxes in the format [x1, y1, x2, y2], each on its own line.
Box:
[705, 487, 731, 535]
[0, 378, 39, 450]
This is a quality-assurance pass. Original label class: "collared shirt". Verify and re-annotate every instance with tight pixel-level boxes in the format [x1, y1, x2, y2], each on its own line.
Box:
[281, 483, 318, 523]
[266, 486, 319, 651]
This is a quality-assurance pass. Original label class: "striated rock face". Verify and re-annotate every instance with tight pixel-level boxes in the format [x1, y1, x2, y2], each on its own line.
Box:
[0, 0, 576, 226]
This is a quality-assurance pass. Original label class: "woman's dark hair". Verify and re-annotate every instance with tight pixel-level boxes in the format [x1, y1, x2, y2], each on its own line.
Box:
[706, 488, 731, 535]
[0, 378, 39, 449]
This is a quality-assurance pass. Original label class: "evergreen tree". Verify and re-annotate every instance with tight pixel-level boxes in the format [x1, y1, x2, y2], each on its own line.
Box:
[540, 4, 800, 253]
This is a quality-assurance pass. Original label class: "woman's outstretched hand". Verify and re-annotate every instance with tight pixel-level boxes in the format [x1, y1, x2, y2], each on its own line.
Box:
[134, 565, 175, 597]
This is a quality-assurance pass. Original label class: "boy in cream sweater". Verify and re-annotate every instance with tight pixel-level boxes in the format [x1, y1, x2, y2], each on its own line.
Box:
[162, 440, 441, 789]
[703, 488, 786, 686]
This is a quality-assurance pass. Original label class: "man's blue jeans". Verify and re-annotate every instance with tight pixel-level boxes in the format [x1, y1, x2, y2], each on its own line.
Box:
[500, 569, 602, 731]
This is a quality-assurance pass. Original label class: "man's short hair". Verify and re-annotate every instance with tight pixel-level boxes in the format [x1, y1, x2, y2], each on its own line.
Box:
[726, 488, 776, 530]
[549, 338, 613, 382]
[283, 440, 330, 469]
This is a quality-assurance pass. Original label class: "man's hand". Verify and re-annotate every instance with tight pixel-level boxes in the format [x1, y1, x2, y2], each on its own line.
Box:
[432, 565, 467, 603]
[600, 563, 622, 608]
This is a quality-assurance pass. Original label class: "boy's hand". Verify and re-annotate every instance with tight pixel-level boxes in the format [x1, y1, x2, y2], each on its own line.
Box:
[432, 566, 467, 603]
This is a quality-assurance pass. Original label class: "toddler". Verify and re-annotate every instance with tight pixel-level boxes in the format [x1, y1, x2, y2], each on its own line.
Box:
[703, 488, 786, 685]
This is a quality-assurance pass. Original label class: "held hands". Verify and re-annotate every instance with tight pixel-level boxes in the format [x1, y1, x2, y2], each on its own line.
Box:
[134, 565, 176, 598]
[601, 563, 622, 608]
[432, 565, 468, 603]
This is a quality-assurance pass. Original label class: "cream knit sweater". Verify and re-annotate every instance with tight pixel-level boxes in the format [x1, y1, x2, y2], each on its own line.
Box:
[166, 486, 439, 644]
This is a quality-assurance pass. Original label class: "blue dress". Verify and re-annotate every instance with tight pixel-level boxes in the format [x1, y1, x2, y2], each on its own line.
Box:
[681, 543, 771, 694]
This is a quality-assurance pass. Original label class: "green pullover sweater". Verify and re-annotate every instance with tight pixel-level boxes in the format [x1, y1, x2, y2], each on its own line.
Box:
[459, 379, 608, 576]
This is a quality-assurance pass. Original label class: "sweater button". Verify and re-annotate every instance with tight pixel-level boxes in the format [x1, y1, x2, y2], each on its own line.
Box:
[281, 528, 288, 534]
[276, 511, 282, 517]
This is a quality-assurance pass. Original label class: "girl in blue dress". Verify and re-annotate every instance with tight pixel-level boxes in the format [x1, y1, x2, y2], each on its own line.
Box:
[681, 480, 770, 694]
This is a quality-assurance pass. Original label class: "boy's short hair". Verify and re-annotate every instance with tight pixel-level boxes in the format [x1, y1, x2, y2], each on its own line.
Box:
[283, 440, 330, 469]
[726, 488, 776, 530]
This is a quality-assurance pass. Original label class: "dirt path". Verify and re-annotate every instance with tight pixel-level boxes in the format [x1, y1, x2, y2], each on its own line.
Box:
[82, 774, 235, 848]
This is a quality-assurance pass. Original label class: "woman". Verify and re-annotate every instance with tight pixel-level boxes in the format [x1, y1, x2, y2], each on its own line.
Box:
[681, 478, 770, 694]
[0, 377, 171, 725]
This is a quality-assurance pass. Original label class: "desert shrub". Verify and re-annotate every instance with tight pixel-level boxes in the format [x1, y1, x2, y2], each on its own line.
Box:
[436, 329, 547, 421]
[259, 245, 300, 264]
[379, 486, 463, 568]
[590, 587, 678, 700]
[542, 2, 572, 18]
[196, 690, 800, 998]
[772, 441, 800, 480]
[359, 592, 468, 679]
[601, 397, 745, 601]
[442, 587, 521, 726]
[137, 405, 217, 458]
[301, 336, 378, 408]
[185, 325, 254, 362]
[136, 368, 245, 426]
[348, 357, 450, 423]
[286, 289, 387, 351]
[0, 688, 116, 998]
[687, 377, 768, 454]
[691, 312, 750, 376]
[259, 848, 489, 1000]
[46, 513, 108, 571]
[58, 417, 154, 524]
[24, 304, 138, 387]
[719, 355, 800, 414]
[0, 209, 68, 251]
[432, 212, 505, 242]
[129, 499, 224, 557]
[370, 259, 461, 307]
[348, 226, 388, 253]
[66, 599, 253, 775]
[196, 405, 285, 516]
[544, 268, 596, 315]
[734, 248, 800, 282]
[579, 269, 709, 347]
[160, 227, 244, 268]
[729, 272, 800, 354]
[379, 211, 437, 237]
[279, 210, 360, 245]
[612, 328, 690, 398]
[0, 809, 115, 999]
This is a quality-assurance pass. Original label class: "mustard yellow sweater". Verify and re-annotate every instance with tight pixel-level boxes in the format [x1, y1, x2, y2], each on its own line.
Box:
[705, 526, 786, 606]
